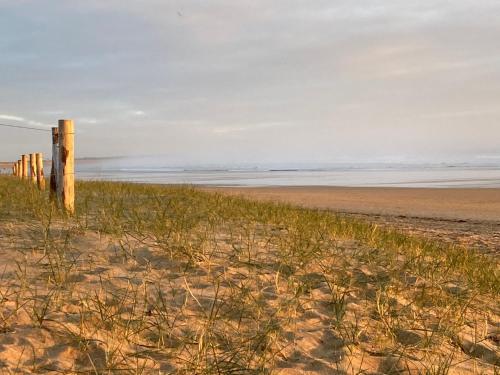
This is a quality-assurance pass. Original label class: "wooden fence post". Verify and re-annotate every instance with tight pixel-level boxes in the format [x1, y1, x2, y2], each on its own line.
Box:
[36, 153, 45, 190]
[58, 120, 75, 214]
[50, 127, 59, 200]
[13, 163, 16, 176]
[17, 160, 21, 178]
[21, 155, 28, 179]
[30, 153, 37, 185]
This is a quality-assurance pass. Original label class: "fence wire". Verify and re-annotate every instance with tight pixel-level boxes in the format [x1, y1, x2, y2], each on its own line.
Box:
[0, 122, 51, 132]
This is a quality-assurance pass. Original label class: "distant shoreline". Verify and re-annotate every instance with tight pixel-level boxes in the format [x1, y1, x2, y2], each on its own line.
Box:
[3, 161, 500, 189]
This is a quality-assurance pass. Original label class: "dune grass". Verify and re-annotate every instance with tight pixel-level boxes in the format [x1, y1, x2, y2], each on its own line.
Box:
[0, 176, 498, 374]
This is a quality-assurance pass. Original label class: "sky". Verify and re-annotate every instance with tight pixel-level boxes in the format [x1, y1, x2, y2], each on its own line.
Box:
[1, 0, 499, 166]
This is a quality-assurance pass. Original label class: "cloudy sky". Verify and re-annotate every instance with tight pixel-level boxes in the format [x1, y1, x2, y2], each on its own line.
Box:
[1, 1, 499, 165]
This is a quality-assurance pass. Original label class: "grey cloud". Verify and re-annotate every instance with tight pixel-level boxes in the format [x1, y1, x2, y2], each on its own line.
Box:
[0, 0, 499, 164]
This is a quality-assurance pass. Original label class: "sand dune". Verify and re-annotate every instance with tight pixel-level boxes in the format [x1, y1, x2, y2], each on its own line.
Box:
[0, 179, 498, 373]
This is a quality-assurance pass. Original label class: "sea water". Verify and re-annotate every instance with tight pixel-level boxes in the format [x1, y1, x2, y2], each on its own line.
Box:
[76, 162, 500, 188]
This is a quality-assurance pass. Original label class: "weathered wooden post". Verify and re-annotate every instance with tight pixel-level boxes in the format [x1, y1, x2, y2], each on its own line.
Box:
[50, 127, 59, 200]
[21, 155, 28, 179]
[13, 163, 17, 176]
[36, 153, 45, 190]
[17, 160, 21, 178]
[29, 153, 37, 185]
[58, 120, 75, 214]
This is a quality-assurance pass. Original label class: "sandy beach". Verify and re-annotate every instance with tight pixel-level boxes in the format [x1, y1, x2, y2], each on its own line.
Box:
[0, 178, 498, 373]
[201, 186, 500, 221]
[204, 186, 500, 254]
[3, 1, 500, 372]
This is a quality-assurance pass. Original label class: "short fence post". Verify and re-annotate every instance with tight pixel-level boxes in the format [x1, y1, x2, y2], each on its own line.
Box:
[36, 153, 45, 190]
[17, 160, 21, 178]
[30, 153, 37, 185]
[50, 127, 59, 200]
[13, 163, 16, 176]
[58, 120, 75, 214]
[21, 155, 28, 179]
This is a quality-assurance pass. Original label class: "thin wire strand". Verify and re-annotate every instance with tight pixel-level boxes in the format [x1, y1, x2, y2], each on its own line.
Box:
[0, 122, 51, 132]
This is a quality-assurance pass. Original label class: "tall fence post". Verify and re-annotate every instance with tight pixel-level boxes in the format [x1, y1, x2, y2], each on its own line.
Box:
[30, 153, 37, 185]
[58, 120, 75, 214]
[50, 127, 59, 200]
[21, 155, 28, 179]
[36, 153, 45, 190]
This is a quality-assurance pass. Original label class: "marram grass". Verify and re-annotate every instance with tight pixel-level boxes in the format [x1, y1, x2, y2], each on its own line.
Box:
[0, 176, 498, 374]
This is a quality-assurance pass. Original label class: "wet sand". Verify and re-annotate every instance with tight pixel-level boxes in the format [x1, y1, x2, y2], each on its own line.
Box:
[203, 186, 500, 254]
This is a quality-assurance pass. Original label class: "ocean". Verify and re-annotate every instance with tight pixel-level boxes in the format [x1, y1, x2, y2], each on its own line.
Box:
[76, 162, 500, 188]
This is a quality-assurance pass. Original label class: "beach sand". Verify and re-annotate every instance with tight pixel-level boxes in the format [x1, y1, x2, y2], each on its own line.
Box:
[203, 186, 500, 254]
[201, 186, 500, 221]
[0, 179, 498, 373]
